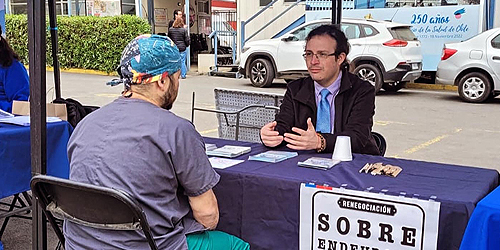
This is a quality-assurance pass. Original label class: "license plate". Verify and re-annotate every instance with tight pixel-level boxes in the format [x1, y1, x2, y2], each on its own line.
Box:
[412, 63, 419, 70]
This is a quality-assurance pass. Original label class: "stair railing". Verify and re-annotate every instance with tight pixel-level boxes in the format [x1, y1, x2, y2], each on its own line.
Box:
[208, 30, 237, 74]
[240, 0, 305, 51]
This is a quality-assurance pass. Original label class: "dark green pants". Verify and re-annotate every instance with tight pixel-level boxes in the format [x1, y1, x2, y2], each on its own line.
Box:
[186, 231, 250, 250]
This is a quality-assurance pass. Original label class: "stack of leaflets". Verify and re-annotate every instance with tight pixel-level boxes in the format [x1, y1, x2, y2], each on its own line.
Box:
[0, 116, 62, 126]
[248, 151, 298, 163]
[209, 157, 244, 169]
[298, 157, 341, 170]
[205, 143, 217, 151]
[206, 145, 252, 158]
[0, 109, 14, 119]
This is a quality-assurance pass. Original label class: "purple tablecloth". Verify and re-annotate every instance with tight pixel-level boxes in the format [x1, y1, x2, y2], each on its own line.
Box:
[206, 137, 499, 250]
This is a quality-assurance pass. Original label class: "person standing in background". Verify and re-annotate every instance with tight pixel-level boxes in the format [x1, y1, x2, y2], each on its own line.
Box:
[168, 17, 190, 79]
[0, 27, 29, 113]
[168, 9, 183, 28]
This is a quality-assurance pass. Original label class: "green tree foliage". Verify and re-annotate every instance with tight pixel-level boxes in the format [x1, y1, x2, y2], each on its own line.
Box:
[5, 14, 151, 73]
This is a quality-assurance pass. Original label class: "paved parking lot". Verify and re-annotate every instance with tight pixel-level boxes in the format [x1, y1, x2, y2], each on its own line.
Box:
[1, 71, 499, 249]
[53, 72, 500, 171]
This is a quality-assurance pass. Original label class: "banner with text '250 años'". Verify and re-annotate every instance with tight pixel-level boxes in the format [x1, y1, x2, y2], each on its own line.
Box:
[299, 184, 440, 250]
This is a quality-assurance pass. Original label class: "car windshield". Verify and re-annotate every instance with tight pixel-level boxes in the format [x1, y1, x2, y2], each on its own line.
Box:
[290, 22, 325, 41]
[389, 27, 418, 41]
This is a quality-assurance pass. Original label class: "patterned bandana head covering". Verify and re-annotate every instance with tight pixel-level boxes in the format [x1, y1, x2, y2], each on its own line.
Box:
[107, 34, 181, 89]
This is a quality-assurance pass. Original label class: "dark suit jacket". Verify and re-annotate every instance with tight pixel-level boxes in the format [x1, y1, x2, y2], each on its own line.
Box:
[274, 70, 380, 155]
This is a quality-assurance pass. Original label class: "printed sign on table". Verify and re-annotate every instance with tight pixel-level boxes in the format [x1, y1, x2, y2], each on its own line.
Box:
[299, 183, 440, 250]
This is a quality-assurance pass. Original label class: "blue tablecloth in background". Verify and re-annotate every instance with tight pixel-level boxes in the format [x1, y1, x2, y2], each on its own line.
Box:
[206, 137, 499, 250]
[0, 121, 72, 248]
[460, 185, 500, 250]
[0, 121, 72, 199]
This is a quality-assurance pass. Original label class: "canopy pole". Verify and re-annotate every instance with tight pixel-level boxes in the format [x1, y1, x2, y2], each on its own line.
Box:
[48, 0, 62, 99]
[28, 0, 48, 247]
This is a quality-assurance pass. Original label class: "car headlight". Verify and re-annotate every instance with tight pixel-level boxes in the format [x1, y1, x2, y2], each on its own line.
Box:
[241, 47, 250, 54]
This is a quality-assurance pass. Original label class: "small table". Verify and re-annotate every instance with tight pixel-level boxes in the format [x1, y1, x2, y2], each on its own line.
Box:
[0, 121, 72, 199]
[460, 185, 500, 250]
[205, 137, 499, 250]
[0, 121, 72, 241]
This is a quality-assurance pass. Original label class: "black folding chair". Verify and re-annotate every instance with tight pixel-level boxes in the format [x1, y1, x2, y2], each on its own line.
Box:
[30, 175, 158, 250]
[372, 131, 387, 156]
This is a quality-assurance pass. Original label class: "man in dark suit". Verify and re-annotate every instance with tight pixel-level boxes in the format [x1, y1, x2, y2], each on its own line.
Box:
[260, 24, 379, 155]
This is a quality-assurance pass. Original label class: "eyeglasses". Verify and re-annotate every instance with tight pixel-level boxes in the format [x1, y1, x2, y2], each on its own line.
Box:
[302, 51, 337, 61]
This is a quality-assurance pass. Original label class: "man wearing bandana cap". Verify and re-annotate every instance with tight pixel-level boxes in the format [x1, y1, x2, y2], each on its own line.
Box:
[64, 35, 250, 250]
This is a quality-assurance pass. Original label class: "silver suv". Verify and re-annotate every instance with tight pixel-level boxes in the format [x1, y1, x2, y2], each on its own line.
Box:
[239, 18, 422, 92]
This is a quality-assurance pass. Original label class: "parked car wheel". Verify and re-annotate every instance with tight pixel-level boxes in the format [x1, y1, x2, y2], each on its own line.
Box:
[354, 64, 383, 92]
[249, 58, 274, 87]
[383, 81, 406, 92]
[458, 72, 491, 103]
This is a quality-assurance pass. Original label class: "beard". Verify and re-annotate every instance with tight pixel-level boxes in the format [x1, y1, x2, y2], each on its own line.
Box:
[160, 85, 178, 110]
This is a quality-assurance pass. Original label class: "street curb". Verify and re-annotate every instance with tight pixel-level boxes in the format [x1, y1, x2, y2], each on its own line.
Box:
[407, 83, 457, 91]
[45, 67, 118, 76]
[26, 65, 118, 76]
[39, 67, 459, 92]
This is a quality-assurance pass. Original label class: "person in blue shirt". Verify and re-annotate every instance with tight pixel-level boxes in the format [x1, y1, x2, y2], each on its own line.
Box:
[0, 27, 29, 113]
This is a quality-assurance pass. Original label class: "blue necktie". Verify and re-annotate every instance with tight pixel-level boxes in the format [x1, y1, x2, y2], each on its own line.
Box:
[316, 89, 331, 133]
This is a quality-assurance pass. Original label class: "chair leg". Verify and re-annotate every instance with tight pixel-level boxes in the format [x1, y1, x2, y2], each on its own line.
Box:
[56, 240, 63, 250]
[0, 216, 10, 239]
[44, 212, 65, 247]
[0, 194, 20, 238]
[22, 192, 33, 206]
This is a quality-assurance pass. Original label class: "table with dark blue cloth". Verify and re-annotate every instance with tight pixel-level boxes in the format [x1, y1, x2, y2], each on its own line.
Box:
[205, 137, 499, 250]
[0, 121, 73, 200]
[460, 185, 500, 250]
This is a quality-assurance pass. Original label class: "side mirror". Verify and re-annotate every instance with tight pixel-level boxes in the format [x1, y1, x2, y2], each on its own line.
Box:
[281, 35, 297, 42]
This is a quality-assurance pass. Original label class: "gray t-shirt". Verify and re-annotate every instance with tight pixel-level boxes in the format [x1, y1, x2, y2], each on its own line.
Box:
[63, 97, 220, 250]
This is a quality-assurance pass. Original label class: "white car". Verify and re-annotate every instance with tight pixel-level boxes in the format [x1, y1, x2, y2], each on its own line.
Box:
[239, 18, 422, 92]
[436, 28, 500, 103]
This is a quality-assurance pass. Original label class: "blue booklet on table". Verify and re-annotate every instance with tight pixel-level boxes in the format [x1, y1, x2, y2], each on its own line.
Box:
[248, 151, 298, 163]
